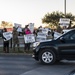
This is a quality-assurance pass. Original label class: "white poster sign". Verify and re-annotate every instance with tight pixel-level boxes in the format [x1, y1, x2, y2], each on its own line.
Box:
[3, 32, 12, 41]
[14, 23, 21, 28]
[42, 28, 48, 33]
[36, 32, 47, 42]
[24, 34, 35, 43]
[37, 32, 47, 37]
[29, 23, 34, 33]
[59, 18, 70, 26]
[36, 36, 46, 42]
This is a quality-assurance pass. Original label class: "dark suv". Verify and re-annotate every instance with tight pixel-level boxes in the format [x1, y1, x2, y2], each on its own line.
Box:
[32, 29, 75, 64]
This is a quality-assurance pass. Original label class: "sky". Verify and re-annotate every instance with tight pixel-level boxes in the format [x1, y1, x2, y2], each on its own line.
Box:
[0, 0, 75, 28]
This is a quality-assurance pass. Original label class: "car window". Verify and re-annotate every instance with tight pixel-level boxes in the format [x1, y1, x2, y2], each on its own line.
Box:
[70, 33, 75, 40]
[63, 30, 75, 40]
[63, 33, 71, 40]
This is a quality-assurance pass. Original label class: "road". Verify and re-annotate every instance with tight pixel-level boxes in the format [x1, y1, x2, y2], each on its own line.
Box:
[0, 54, 40, 75]
[0, 54, 75, 75]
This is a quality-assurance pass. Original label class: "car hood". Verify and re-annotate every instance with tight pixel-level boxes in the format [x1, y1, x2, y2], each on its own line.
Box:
[40, 39, 52, 42]
[40, 39, 56, 45]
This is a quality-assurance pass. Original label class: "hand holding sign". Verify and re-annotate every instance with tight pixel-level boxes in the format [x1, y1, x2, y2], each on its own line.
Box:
[3, 32, 12, 41]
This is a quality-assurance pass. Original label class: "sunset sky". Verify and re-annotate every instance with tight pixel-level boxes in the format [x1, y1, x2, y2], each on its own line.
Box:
[0, 0, 75, 27]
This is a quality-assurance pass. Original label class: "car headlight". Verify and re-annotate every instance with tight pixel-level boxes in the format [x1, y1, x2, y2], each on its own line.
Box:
[33, 42, 40, 47]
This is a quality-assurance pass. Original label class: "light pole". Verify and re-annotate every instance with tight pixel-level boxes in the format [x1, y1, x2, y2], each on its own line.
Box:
[64, 0, 66, 17]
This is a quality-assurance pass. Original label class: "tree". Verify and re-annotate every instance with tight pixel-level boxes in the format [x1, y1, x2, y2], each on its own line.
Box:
[1, 21, 13, 28]
[1, 21, 6, 28]
[42, 11, 75, 28]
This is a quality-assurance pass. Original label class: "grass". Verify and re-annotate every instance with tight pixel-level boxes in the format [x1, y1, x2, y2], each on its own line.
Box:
[0, 47, 33, 54]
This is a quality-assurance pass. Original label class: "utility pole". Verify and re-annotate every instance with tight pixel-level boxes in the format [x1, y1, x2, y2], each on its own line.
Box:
[64, 0, 66, 17]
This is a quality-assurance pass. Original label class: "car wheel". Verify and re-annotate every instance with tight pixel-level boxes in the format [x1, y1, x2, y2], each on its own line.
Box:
[39, 49, 56, 64]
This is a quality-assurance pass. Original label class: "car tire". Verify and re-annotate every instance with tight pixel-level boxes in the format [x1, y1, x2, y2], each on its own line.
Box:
[39, 49, 56, 64]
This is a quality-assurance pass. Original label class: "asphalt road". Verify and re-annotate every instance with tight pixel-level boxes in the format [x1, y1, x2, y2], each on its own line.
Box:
[0, 54, 75, 75]
[0, 54, 40, 75]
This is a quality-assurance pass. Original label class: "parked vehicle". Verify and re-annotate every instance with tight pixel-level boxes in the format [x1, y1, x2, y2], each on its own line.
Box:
[32, 29, 75, 64]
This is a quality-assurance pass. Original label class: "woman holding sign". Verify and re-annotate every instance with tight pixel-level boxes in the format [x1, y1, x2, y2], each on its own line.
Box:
[24, 25, 32, 53]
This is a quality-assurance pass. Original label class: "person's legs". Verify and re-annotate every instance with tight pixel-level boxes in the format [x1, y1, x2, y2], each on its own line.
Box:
[3, 42, 6, 53]
[19, 32, 20, 36]
[6, 41, 9, 53]
[13, 43, 16, 51]
[17, 43, 20, 52]
[19, 32, 21, 36]
[27, 43, 31, 51]
[24, 43, 28, 52]
[24, 43, 25, 50]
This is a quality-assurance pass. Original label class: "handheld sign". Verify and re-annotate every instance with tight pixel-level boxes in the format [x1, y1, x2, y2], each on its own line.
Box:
[3, 32, 12, 41]
[29, 23, 34, 33]
[24, 34, 35, 43]
[36, 32, 47, 42]
[42, 28, 48, 33]
[59, 18, 70, 26]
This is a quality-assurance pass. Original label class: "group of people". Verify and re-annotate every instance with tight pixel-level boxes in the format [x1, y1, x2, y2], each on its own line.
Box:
[1, 25, 54, 53]
[33, 26, 54, 40]
[1, 24, 32, 53]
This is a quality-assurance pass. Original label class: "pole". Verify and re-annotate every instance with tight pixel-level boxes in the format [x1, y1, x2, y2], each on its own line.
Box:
[64, 0, 66, 17]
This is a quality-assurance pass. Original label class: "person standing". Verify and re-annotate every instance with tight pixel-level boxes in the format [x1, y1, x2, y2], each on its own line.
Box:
[2, 28, 9, 53]
[51, 29, 54, 40]
[47, 30, 52, 39]
[24, 25, 32, 52]
[12, 27, 20, 52]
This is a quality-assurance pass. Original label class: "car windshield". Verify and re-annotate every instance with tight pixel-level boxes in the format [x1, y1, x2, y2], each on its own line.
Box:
[56, 29, 74, 40]
[54, 32, 62, 40]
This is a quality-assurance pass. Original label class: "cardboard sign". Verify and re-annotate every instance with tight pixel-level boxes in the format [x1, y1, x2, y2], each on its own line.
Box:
[29, 23, 34, 33]
[24, 34, 35, 43]
[42, 28, 48, 33]
[3, 32, 12, 41]
[36, 36, 46, 42]
[36, 32, 47, 42]
[14, 23, 21, 28]
[59, 18, 70, 26]
[37, 32, 47, 37]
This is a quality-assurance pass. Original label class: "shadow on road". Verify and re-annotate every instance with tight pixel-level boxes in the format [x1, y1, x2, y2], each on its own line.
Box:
[36, 60, 75, 66]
